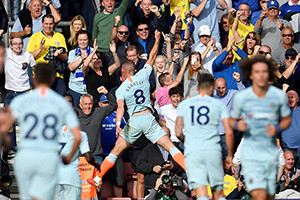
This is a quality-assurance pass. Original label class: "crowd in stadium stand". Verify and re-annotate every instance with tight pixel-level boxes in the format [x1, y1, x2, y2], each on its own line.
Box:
[0, 0, 300, 199]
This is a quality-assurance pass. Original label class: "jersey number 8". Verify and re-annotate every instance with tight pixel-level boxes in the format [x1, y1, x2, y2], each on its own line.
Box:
[134, 89, 145, 104]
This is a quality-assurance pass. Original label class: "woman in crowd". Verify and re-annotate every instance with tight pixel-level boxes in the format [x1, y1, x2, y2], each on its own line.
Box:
[184, 52, 210, 98]
[68, 15, 87, 50]
[83, 40, 120, 104]
[153, 55, 169, 90]
[67, 30, 91, 108]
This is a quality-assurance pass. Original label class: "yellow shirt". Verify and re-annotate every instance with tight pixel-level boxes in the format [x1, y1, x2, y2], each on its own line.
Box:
[207, 174, 237, 196]
[228, 19, 254, 62]
[27, 31, 68, 64]
[170, 0, 190, 30]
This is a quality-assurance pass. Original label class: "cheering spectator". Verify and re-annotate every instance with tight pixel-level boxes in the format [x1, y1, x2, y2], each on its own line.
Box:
[254, 0, 291, 54]
[83, 40, 120, 105]
[192, 25, 222, 73]
[25, 0, 61, 15]
[251, 0, 270, 25]
[68, 30, 92, 108]
[190, 0, 227, 44]
[68, 15, 87, 50]
[0, 1, 8, 38]
[10, 0, 61, 51]
[153, 55, 168, 89]
[184, 52, 210, 98]
[92, 0, 129, 53]
[130, 0, 168, 33]
[273, 27, 300, 66]
[27, 14, 67, 95]
[233, 0, 260, 13]
[212, 38, 248, 90]
[220, 13, 229, 48]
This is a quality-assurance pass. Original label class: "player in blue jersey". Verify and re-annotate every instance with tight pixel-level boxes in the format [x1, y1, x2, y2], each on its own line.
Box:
[175, 73, 234, 200]
[88, 30, 186, 188]
[230, 56, 291, 200]
[0, 63, 81, 200]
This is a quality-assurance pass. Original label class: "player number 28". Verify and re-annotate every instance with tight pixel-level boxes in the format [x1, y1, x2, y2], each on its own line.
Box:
[190, 106, 210, 125]
[24, 113, 58, 140]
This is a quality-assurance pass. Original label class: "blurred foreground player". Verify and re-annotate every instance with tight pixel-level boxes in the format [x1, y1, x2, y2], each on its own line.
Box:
[0, 63, 81, 200]
[88, 31, 186, 188]
[230, 56, 291, 200]
[175, 73, 234, 200]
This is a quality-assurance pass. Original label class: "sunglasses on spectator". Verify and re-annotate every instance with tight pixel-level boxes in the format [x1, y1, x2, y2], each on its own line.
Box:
[261, 1, 268, 3]
[118, 31, 129, 35]
[285, 55, 295, 60]
[246, 36, 256, 40]
[138, 28, 149, 31]
[258, 51, 270, 55]
[282, 34, 293, 37]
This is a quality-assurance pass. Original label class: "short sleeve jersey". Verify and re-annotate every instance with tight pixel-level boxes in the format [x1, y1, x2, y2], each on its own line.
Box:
[230, 86, 291, 161]
[58, 126, 90, 187]
[177, 94, 229, 155]
[116, 64, 153, 116]
[9, 87, 79, 151]
[26, 31, 67, 64]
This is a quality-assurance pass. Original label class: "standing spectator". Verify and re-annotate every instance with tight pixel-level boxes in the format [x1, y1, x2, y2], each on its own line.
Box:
[220, 13, 229, 49]
[25, 0, 61, 16]
[153, 55, 168, 89]
[4, 37, 36, 105]
[233, 0, 260, 13]
[190, 0, 227, 44]
[254, 0, 291, 54]
[212, 39, 248, 90]
[273, 27, 300, 66]
[280, 90, 300, 160]
[192, 25, 222, 73]
[109, 16, 131, 64]
[83, 40, 120, 104]
[251, 0, 270, 25]
[10, 0, 61, 51]
[27, 14, 67, 95]
[68, 15, 87, 51]
[228, 4, 254, 49]
[68, 30, 92, 108]
[0, 1, 8, 38]
[130, 0, 168, 33]
[184, 52, 210, 98]
[280, 0, 300, 19]
[92, 0, 129, 53]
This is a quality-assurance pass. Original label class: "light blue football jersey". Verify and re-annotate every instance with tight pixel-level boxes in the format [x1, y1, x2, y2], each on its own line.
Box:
[116, 64, 153, 116]
[230, 86, 291, 161]
[10, 87, 79, 151]
[177, 94, 229, 155]
[58, 126, 90, 187]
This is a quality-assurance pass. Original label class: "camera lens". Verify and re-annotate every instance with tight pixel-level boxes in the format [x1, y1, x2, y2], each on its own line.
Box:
[161, 175, 170, 184]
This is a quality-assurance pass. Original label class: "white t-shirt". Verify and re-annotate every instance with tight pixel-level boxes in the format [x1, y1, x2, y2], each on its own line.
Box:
[4, 48, 36, 92]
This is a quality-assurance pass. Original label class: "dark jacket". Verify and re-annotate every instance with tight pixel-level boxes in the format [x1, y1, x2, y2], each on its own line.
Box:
[0, 1, 8, 33]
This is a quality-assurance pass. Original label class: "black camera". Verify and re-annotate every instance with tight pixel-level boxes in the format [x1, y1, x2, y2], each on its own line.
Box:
[160, 170, 184, 188]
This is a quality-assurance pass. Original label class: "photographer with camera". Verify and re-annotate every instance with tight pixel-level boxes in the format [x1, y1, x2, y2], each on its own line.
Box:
[136, 134, 185, 197]
[145, 170, 189, 200]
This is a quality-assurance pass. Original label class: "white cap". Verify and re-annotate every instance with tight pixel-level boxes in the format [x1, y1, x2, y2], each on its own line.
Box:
[198, 25, 211, 36]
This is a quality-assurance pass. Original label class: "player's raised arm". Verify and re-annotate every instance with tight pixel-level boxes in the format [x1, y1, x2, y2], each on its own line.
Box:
[116, 99, 125, 137]
[146, 30, 161, 66]
[175, 116, 184, 142]
[62, 126, 81, 164]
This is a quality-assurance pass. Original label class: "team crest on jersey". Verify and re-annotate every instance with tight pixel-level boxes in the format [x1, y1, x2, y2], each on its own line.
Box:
[270, 103, 276, 109]
[55, 41, 60, 46]
[113, 118, 116, 123]
[248, 113, 253, 118]
[22, 62, 29, 70]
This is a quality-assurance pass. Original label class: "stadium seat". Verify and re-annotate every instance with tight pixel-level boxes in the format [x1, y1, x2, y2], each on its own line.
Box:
[101, 179, 114, 198]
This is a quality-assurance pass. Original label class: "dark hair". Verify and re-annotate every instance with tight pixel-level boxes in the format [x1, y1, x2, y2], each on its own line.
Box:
[239, 2, 250, 10]
[158, 72, 170, 87]
[35, 63, 55, 85]
[63, 93, 74, 102]
[243, 31, 261, 54]
[76, 30, 89, 41]
[239, 55, 277, 83]
[197, 73, 215, 90]
[10, 36, 23, 45]
[169, 86, 183, 97]
[42, 14, 54, 23]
